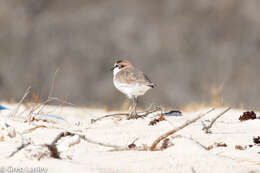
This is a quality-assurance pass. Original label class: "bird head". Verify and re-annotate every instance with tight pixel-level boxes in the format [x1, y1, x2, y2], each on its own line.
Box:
[111, 60, 132, 75]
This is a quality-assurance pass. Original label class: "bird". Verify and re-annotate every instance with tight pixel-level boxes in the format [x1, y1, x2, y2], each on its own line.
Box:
[111, 60, 156, 119]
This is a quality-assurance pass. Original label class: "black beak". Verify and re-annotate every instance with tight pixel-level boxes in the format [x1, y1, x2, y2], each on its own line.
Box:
[110, 66, 115, 71]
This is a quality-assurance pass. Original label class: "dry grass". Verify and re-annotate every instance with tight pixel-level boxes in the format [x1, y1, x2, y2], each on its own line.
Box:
[182, 85, 228, 112]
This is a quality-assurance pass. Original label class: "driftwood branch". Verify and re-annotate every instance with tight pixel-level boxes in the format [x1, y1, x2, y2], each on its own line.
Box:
[59, 132, 127, 149]
[47, 131, 148, 156]
[79, 133, 127, 150]
[46, 132, 73, 159]
[8, 142, 31, 158]
[203, 107, 231, 133]
[46, 132, 126, 158]
[8, 136, 31, 158]
[149, 108, 215, 151]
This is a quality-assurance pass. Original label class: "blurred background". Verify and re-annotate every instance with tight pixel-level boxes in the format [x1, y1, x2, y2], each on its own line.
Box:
[0, 0, 259, 109]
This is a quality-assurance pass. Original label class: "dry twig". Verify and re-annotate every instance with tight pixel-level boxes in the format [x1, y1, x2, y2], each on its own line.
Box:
[8, 140, 31, 158]
[149, 108, 215, 151]
[91, 105, 162, 123]
[22, 125, 47, 134]
[203, 107, 231, 133]
[91, 113, 129, 123]
[90, 113, 128, 123]
[10, 86, 31, 117]
[26, 96, 73, 122]
[140, 106, 162, 117]
[48, 68, 60, 97]
[23, 69, 74, 121]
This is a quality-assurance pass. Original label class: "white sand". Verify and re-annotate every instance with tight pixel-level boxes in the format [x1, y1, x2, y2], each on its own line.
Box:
[0, 103, 259, 173]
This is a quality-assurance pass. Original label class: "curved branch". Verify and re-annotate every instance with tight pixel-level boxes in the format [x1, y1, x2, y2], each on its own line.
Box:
[149, 108, 215, 151]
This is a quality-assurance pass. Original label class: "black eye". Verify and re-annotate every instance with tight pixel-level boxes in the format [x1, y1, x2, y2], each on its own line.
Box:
[120, 65, 125, 68]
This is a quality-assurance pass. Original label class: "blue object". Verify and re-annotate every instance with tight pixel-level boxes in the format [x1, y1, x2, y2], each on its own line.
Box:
[0, 104, 66, 121]
[44, 114, 66, 121]
[32, 112, 66, 121]
[0, 104, 8, 110]
[164, 110, 183, 116]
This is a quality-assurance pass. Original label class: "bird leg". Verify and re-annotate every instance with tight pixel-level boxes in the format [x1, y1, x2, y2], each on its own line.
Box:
[129, 96, 138, 119]
[128, 101, 133, 112]
[133, 96, 138, 118]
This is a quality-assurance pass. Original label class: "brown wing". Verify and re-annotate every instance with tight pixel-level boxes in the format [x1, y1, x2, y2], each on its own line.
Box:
[142, 73, 156, 88]
[116, 68, 156, 87]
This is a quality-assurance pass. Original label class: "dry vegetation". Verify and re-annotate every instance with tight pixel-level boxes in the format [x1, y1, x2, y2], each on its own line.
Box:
[0, 87, 260, 172]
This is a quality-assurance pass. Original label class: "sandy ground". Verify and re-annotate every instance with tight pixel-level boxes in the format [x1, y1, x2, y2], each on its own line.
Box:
[0, 103, 259, 173]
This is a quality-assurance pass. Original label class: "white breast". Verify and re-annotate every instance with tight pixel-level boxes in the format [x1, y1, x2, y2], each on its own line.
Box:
[113, 77, 151, 98]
